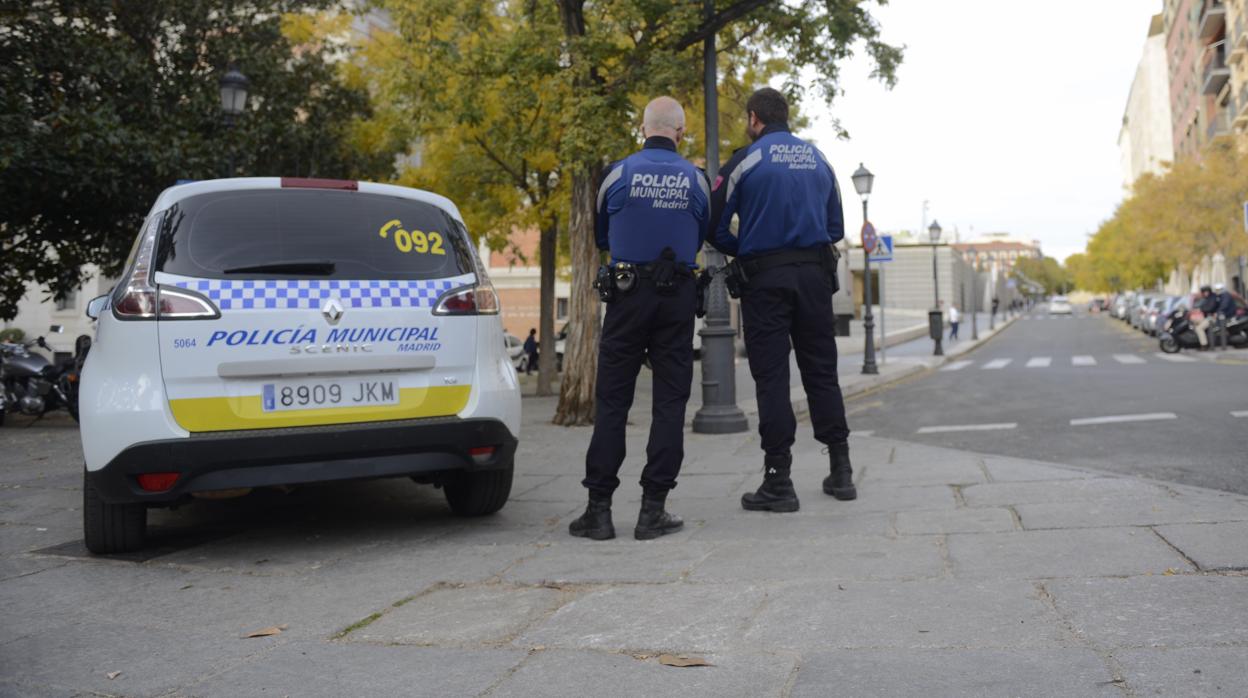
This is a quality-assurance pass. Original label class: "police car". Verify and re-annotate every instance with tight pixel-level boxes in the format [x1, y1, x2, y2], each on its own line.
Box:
[79, 178, 521, 553]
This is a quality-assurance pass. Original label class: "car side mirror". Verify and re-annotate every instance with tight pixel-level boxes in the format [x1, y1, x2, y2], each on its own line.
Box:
[86, 295, 109, 320]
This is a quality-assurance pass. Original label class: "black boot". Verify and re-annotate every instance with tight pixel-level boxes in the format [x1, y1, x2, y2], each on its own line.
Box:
[823, 441, 857, 500]
[569, 494, 616, 540]
[634, 491, 683, 540]
[741, 454, 800, 513]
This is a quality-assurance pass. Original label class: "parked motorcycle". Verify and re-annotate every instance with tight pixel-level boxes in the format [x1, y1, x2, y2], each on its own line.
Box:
[0, 325, 89, 425]
[1159, 309, 1248, 353]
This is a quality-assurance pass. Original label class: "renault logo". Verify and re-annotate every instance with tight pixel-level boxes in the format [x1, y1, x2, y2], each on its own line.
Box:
[321, 298, 344, 325]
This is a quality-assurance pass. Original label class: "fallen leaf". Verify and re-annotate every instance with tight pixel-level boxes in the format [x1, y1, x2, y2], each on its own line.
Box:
[1164, 568, 1178, 576]
[179, 584, 194, 591]
[106, 671, 122, 680]
[243, 624, 288, 638]
[658, 654, 713, 668]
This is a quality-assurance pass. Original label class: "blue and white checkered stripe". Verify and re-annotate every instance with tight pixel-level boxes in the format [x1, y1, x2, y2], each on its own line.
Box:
[160, 276, 468, 311]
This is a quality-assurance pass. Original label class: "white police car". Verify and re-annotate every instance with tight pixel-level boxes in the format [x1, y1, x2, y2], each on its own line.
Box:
[79, 178, 521, 553]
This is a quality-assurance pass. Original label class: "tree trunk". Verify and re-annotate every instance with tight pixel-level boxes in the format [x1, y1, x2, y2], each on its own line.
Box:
[553, 168, 599, 425]
[537, 219, 558, 396]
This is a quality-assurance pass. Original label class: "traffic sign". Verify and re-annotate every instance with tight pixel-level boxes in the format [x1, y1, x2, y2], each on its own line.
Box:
[862, 222, 877, 254]
[870, 234, 894, 263]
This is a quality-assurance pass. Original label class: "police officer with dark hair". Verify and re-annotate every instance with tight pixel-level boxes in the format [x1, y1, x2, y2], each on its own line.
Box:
[709, 86, 855, 513]
[569, 96, 711, 541]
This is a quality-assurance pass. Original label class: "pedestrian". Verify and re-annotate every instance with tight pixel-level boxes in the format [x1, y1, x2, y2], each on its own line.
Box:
[522, 328, 538, 375]
[1214, 282, 1237, 349]
[1195, 285, 1218, 351]
[708, 87, 855, 513]
[948, 304, 960, 340]
[568, 96, 710, 541]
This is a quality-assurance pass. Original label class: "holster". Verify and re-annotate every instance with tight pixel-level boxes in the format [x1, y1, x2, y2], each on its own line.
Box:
[593, 265, 617, 303]
[821, 244, 841, 294]
[650, 248, 679, 297]
[723, 259, 748, 299]
[695, 269, 714, 318]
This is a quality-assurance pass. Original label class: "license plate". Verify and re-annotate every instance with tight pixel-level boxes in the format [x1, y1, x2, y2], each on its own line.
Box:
[261, 378, 399, 412]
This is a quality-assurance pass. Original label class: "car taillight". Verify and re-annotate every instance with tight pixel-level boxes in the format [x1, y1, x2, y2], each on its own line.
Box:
[433, 286, 500, 316]
[136, 472, 179, 492]
[113, 212, 218, 320]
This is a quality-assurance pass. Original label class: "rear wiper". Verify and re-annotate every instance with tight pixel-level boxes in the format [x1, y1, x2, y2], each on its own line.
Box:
[222, 260, 336, 275]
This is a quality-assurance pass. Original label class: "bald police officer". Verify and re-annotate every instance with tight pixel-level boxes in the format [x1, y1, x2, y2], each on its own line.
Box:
[569, 96, 711, 541]
[709, 87, 856, 513]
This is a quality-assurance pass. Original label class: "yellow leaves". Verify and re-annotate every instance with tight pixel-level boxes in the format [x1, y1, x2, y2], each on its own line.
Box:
[280, 11, 350, 48]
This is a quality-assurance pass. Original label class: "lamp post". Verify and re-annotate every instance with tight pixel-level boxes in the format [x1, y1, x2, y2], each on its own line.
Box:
[692, 0, 747, 434]
[219, 67, 250, 177]
[929, 220, 943, 356]
[852, 164, 878, 375]
[970, 247, 979, 340]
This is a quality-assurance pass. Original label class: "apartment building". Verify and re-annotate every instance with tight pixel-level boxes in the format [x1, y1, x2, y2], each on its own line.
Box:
[1119, 14, 1175, 187]
[1165, 0, 1233, 158]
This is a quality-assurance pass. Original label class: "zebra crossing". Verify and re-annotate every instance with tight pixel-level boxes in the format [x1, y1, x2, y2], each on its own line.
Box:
[939, 352, 1200, 371]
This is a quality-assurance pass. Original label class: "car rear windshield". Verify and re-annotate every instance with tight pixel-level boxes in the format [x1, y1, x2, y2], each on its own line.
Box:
[154, 189, 474, 281]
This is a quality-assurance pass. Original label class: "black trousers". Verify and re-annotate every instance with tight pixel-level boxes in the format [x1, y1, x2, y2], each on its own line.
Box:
[740, 262, 850, 457]
[583, 278, 696, 498]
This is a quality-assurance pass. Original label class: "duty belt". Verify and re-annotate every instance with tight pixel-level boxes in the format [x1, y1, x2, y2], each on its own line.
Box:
[739, 247, 826, 277]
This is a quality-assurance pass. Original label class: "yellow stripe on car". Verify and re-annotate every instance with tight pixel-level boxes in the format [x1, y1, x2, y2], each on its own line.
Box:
[169, 385, 471, 432]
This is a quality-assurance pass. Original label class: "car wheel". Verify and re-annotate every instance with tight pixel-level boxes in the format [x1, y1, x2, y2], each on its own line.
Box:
[0, 406, 5, 427]
[1159, 337, 1181, 354]
[443, 463, 513, 516]
[83, 469, 146, 554]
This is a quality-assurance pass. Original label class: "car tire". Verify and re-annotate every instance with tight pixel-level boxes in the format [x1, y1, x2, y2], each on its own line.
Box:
[83, 469, 146, 554]
[443, 463, 513, 517]
[0, 407, 5, 427]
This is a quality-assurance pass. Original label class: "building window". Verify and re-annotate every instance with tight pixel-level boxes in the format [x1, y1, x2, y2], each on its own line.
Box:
[557, 298, 569, 320]
[55, 290, 76, 312]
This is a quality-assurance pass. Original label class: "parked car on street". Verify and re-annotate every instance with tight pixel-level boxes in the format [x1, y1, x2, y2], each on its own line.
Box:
[78, 177, 521, 553]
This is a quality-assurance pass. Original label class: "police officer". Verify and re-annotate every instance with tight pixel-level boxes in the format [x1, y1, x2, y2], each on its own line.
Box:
[569, 96, 711, 541]
[709, 87, 854, 513]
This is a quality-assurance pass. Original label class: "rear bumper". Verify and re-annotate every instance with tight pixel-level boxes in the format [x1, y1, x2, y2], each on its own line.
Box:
[87, 417, 518, 504]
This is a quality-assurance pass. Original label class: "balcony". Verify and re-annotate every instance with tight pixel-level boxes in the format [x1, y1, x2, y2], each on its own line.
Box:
[1233, 89, 1248, 130]
[1202, 40, 1231, 95]
[1199, 0, 1226, 39]
[1207, 105, 1231, 141]
[1233, 14, 1248, 64]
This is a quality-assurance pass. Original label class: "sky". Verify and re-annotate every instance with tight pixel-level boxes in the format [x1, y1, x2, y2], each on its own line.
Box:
[802, 0, 1162, 262]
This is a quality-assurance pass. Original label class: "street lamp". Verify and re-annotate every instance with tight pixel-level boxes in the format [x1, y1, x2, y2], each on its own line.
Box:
[219, 67, 249, 177]
[851, 163, 878, 375]
[692, 0, 747, 434]
[929, 220, 943, 356]
[969, 247, 979, 340]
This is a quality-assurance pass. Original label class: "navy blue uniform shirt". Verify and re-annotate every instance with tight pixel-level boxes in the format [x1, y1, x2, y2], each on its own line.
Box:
[708, 123, 844, 258]
[595, 136, 711, 266]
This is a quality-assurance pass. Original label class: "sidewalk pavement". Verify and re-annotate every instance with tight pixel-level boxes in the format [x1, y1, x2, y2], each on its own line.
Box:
[4, 310, 1244, 695]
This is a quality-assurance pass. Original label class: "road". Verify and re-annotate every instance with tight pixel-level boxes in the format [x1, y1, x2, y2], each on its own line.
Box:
[848, 308, 1248, 494]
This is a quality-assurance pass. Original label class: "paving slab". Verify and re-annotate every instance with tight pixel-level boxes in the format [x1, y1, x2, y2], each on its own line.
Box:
[1115, 647, 1248, 697]
[1016, 498, 1248, 530]
[688, 536, 944, 583]
[859, 458, 987, 486]
[353, 584, 563, 646]
[980, 456, 1096, 482]
[504, 541, 714, 584]
[1154, 521, 1248, 571]
[518, 583, 765, 653]
[743, 579, 1072, 650]
[488, 648, 795, 698]
[961, 478, 1172, 507]
[790, 649, 1119, 698]
[178, 642, 526, 697]
[688, 511, 892, 540]
[1047, 576, 1248, 648]
[947, 528, 1191, 579]
[812, 484, 958, 513]
[894, 507, 1017, 535]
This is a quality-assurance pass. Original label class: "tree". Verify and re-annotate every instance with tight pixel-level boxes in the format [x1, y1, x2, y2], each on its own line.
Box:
[550, 0, 903, 425]
[0, 1, 390, 320]
[1080, 136, 1248, 292]
[1012, 256, 1072, 296]
[360, 1, 572, 396]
